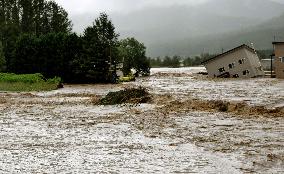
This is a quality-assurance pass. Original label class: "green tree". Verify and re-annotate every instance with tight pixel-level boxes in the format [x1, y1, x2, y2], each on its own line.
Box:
[256, 50, 273, 59]
[80, 13, 119, 83]
[150, 57, 162, 67]
[183, 57, 193, 67]
[0, 0, 72, 72]
[48, 1, 72, 34]
[171, 55, 181, 68]
[11, 32, 82, 81]
[33, 0, 45, 35]
[162, 56, 171, 67]
[19, 0, 34, 33]
[119, 37, 150, 76]
[0, 41, 6, 72]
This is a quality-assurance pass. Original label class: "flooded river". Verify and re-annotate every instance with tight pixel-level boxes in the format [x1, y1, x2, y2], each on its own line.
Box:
[0, 67, 283, 173]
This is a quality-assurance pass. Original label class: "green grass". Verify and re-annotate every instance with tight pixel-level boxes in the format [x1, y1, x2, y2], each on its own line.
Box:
[0, 73, 61, 92]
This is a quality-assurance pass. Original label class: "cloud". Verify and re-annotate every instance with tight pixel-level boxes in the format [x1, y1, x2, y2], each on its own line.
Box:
[56, 0, 209, 15]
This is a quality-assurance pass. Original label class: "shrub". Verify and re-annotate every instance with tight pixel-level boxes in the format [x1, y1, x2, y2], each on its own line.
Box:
[97, 87, 151, 105]
[0, 73, 62, 91]
[0, 73, 45, 83]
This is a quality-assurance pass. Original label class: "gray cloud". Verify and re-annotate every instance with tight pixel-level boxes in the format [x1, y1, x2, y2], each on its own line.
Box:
[55, 0, 284, 57]
[56, 0, 209, 15]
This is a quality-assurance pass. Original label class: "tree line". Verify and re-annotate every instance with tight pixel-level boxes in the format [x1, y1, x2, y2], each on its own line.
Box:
[0, 0, 150, 83]
[150, 49, 271, 68]
[150, 53, 217, 68]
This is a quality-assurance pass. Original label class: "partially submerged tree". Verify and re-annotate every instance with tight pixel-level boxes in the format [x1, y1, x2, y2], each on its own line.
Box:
[118, 37, 150, 76]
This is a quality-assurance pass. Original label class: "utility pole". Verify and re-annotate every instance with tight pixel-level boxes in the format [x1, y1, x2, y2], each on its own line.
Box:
[270, 54, 274, 78]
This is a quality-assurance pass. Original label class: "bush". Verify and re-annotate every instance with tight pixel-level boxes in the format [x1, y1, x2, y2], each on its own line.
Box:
[98, 87, 151, 105]
[46, 76, 62, 84]
[0, 73, 45, 83]
[0, 73, 62, 91]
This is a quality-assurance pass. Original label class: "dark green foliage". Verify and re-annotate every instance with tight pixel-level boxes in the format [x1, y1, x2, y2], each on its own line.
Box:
[256, 49, 273, 59]
[150, 57, 162, 68]
[0, 0, 72, 76]
[118, 37, 150, 76]
[47, 1, 72, 34]
[0, 73, 45, 83]
[150, 55, 181, 68]
[183, 57, 193, 67]
[10, 32, 82, 82]
[0, 41, 6, 72]
[1, 3, 148, 84]
[78, 13, 119, 83]
[0, 73, 61, 91]
[98, 87, 151, 105]
[162, 55, 181, 68]
[0, 0, 72, 35]
[20, 0, 34, 33]
[150, 53, 217, 67]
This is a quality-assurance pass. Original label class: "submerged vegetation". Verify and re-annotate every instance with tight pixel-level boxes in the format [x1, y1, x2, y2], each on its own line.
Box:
[97, 87, 151, 105]
[0, 73, 61, 91]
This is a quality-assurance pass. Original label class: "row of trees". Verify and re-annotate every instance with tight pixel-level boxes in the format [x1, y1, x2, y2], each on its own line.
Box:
[0, 41, 5, 71]
[150, 50, 272, 68]
[1, 0, 72, 74]
[0, 0, 71, 35]
[0, 0, 150, 83]
[150, 56, 181, 68]
[118, 37, 150, 76]
[150, 53, 217, 68]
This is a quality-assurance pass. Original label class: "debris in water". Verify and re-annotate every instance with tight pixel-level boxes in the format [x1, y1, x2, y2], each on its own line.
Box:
[96, 87, 151, 105]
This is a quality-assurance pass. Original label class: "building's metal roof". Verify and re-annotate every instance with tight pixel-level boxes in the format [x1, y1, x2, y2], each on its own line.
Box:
[272, 42, 284, 45]
[201, 44, 256, 65]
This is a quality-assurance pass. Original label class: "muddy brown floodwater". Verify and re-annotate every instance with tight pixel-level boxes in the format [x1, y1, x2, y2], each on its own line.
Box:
[0, 67, 283, 173]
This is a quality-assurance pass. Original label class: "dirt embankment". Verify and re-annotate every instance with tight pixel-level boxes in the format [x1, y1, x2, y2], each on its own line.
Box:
[151, 94, 284, 117]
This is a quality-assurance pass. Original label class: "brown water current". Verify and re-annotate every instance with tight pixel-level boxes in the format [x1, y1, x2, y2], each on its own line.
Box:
[0, 67, 283, 173]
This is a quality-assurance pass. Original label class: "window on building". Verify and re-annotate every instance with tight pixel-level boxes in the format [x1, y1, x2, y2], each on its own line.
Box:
[229, 63, 235, 69]
[218, 67, 225, 73]
[243, 70, 250, 76]
[233, 74, 239, 78]
[239, 58, 245, 65]
[256, 66, 263, 71]
[280, 57, 284, 63]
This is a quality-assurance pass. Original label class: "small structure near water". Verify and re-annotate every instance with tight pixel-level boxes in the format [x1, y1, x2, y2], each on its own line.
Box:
[272, 42, 284, 79]
[202, 44, 265, 78]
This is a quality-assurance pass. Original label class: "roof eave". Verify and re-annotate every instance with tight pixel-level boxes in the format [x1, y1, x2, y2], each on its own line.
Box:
[201, 44, 255, 65]
[272, 42, 284, 45]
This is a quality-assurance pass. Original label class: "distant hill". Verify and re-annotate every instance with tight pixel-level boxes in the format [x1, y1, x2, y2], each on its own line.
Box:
[147, 13, 284, 57]
[109, 0, 284, 57]
[201, 0, 284, 20]
[70, 0, 284, 57]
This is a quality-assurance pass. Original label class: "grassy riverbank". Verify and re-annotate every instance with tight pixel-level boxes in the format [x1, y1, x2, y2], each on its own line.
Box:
[0, 73, 61, 92]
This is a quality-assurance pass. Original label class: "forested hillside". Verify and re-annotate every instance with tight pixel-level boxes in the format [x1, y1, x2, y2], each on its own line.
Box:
[147, 12, 284, 57]
[106, 0, 284, 57]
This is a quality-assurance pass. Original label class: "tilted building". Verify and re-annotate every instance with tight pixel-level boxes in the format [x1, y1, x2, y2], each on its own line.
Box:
[202, 44, 265, 78]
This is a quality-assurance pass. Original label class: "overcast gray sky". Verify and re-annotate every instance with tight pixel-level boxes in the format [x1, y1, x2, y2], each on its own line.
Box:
[56, 0, 209, 15]
[55, 0, 284, 35]
[56, 0, 284, 15]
